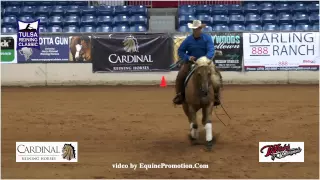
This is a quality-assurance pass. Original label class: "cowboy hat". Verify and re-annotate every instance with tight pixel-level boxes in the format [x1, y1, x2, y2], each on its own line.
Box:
[187, 20, 206, 29]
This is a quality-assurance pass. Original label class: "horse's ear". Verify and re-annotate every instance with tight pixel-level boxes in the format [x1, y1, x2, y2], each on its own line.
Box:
[207, 60, 213, 65]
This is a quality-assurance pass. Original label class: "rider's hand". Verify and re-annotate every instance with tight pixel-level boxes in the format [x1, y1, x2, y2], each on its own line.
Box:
[189, 56, 196, 63]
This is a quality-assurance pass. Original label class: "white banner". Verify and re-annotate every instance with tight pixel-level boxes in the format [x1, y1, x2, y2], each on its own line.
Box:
[243, 32, 320, 71]
[259, 142, 304, 162]
[16, 142, 78, 162]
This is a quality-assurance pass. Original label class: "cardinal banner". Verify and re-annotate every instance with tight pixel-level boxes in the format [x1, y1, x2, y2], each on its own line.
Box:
[92, 33, 172, 72]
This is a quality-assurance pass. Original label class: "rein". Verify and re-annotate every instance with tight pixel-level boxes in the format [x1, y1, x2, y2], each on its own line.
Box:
[169, 59, 183, 70]
[213, 103, 232, 127]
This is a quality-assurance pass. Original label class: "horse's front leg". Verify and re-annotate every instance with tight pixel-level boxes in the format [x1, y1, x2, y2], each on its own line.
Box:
[202, 104, 214, 151]
[186, 104, 199, 144]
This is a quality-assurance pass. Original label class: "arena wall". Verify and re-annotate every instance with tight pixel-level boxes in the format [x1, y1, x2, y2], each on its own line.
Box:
[1, 63, 318, 86]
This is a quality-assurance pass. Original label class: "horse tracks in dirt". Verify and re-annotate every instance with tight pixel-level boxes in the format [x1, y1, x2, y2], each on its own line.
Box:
[1, 85, 319, 179]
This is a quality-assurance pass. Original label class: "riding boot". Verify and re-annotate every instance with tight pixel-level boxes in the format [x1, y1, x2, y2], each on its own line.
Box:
[173, 63, 190, 105]
[173, 81, 184, 105]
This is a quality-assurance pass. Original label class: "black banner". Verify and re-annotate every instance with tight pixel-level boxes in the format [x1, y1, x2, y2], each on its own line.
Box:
[92, 33, 172, 72]
[211, 32, 243, 71]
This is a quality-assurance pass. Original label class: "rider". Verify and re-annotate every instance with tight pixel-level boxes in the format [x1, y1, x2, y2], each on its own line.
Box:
[173, 20, 221, 106]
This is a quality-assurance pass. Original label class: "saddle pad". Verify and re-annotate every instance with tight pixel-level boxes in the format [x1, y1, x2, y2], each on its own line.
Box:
[184, 64, 196, 88]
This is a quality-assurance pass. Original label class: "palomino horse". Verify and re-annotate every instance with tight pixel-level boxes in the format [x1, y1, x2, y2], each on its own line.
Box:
[182, 56, 222, 151]
[70, 36, 92, 62]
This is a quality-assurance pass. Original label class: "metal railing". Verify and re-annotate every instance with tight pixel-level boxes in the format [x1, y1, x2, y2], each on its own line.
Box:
[177, 0, 241, 6]
[89, 1, 241, 8]
[89, 1, 125, 6]
[126, 1, 153, 7]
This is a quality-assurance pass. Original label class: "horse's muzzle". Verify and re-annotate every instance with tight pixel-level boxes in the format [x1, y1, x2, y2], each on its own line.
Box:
[200, 83, 209, 97]
[200, 89, 208, 97]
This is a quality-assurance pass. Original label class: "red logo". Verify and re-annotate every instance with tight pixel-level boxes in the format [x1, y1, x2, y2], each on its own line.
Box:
[303, 60, 315, 63]
[260, 143, 302, 161]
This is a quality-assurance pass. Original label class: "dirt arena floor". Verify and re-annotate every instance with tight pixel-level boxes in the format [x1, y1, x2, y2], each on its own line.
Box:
[1, 85, 319, 179]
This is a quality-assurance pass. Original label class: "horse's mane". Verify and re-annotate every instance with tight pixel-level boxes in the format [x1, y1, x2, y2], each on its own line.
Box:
[80, 36, 91, 44]
[62, 144, 76, 161]
[195, 56, 212, 67]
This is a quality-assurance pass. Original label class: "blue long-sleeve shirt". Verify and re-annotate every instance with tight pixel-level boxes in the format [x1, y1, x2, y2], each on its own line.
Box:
[178, 33, 215, 62]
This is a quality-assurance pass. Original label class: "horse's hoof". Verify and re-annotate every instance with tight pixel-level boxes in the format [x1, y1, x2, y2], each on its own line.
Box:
[188, 135, 198, 145]
[206, 140, 213, 151]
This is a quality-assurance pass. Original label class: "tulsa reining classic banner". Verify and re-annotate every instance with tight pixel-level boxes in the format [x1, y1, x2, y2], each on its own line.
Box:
[17, 20, 40, 50]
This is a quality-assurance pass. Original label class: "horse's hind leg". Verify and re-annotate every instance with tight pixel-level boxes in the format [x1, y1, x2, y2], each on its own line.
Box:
[184, 104, 199, 144]
[202, 105, 214, 151]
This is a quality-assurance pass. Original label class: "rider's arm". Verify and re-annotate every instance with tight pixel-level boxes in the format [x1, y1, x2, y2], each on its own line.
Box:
[206, 35, 215, 60]
[178, 37, 190, 62]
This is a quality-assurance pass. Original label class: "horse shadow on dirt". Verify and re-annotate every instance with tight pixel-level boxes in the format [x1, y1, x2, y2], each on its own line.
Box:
[134, 111, 227, 154]
[137, 129, 222, 155]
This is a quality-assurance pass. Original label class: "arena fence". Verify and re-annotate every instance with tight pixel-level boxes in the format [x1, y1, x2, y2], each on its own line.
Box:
[90, 1, 241, 7]
[1, 31, 319, 73]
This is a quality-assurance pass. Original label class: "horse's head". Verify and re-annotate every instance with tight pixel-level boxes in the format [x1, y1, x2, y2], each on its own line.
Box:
[79, 37, 91, 61]
[62, 144, 76, 161]
[194, 56, 213, 100]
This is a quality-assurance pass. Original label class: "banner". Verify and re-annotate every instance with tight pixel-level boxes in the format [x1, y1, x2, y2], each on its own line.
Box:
[17, 35, 92, 63]
[212, 32, 243, 71]
[17, 36, 69, 62]
[92, 33, 172, 72]
[1, 35, 17, 63]
[173, 32, 243, 71]
[243, 32, 320, 71]
[69, 36, 92, 62]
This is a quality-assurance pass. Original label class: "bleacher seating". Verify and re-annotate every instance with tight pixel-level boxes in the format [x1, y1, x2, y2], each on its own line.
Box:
[263, 23, 279, 31]
[177, 1, 319, 32]
[0, 1, 319, 33]
[1, 1, 149, 33]
[39, 25, 47, 33]
[47, 25, 62, 32]
[96, 24, 112, 32]
[63, 25, 79, 33]
[80, 25, 95, 32]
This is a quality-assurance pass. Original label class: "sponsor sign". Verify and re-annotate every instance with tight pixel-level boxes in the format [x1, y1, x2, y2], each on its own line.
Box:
[173, 32, 243, 71]
[17, 36, 69, 62]
[92, 33, 172, 72]
[1, 35, 17, 63]
[243, 32, 320, 71]
[259, 142, 304, 162]
[17, 35, 92, 63]
[212, 32, 243, 71]
[17, 19, 40, 50]
[16, 142, 78, 162]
